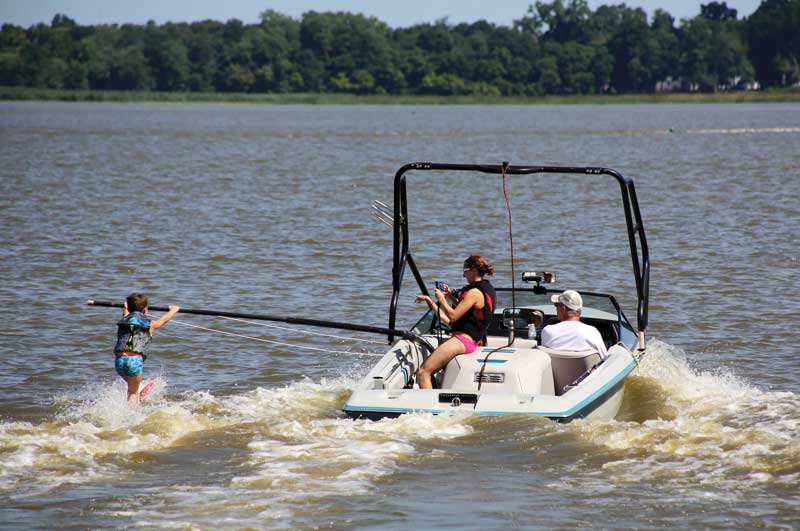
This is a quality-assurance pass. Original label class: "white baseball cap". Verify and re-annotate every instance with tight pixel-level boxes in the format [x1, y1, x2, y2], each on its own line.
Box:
[551, 289, 583, 311]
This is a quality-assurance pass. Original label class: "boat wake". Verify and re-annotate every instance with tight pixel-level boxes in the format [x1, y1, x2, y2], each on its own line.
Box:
[686, 127, 800, 134]
[1, 342, 797, 527]
[571, 339, 799, 497]
[0, 372, 474, 522]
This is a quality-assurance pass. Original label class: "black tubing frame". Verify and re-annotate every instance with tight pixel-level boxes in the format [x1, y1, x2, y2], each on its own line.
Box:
[387, 162, 650, 342]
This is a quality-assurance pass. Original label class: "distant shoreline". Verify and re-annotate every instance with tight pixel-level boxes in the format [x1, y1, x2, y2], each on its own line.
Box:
[2, 86, 799, 105]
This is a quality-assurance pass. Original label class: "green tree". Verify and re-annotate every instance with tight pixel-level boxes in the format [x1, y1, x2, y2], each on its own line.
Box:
[649, 10, 680, 89]
[112, 45, 153, 90]
[680, 17, 717, 90]
[329, 71, 353, 92]
[420, 72, 467, 95]
[534, 0, 593, 44]
[0, 4, 789, 96]
[224, 63, 255, 91]
[253, 10, 300, 92]
[681, 6, 753, 91]
[603, 7, 680, 93]
[748, 0, 800, 87]
[293, 48, 325, 91]
[701, 1, 738, 20]
[298, 11, 395, 93]
[536, 54, 561, 93]
[0, 24, 27, 85]
[184, 21, 224, 92]
[144, 23, 189, 91]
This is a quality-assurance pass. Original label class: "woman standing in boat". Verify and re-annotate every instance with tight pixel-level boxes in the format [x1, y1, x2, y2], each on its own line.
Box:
[415, 255, 497, 389]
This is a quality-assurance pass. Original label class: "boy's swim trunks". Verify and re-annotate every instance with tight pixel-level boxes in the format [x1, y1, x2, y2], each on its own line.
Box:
[115, 354, 144, 377]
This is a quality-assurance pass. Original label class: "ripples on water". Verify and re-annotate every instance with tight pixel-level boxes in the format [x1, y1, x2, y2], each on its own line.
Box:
[1, 102, 798, 530]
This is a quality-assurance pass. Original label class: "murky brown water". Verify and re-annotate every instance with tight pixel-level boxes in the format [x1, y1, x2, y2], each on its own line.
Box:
[1, 102, 798, 530]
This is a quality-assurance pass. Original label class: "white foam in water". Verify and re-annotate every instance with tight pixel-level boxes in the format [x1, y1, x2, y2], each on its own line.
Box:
[3, 372, 476, 501]
[220, 377, 474, 499]
[575, 338, 800, 494]
[687, 127, 800, 134]
[0, 374, 227, 499]
[6, 344, 797, 527]
[634, 340, 756, 408]
[24, 376, 475, 528]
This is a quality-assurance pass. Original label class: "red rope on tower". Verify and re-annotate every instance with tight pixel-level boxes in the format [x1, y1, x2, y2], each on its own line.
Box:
[478, 161, 516, 390]
[501, 161, 516, 311]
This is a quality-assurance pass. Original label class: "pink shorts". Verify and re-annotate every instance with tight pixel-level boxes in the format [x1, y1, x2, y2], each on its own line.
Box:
[452, 333, 478, 354]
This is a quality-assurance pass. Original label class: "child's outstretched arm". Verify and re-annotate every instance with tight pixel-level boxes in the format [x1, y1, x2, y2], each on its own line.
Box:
[151, 305, 180, 331]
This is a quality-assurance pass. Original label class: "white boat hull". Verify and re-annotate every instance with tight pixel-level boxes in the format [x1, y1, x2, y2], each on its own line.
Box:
[343, 336, 637, 422]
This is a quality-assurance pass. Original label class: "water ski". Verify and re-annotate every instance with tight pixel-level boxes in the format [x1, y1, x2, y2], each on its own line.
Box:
[139, 381, 155, 399]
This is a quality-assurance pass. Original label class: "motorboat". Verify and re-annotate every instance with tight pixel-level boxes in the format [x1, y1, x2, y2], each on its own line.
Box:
[343, 162, 650, 422]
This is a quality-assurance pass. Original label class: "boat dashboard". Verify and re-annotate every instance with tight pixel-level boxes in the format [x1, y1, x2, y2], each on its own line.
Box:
[486, 308, 623, 349]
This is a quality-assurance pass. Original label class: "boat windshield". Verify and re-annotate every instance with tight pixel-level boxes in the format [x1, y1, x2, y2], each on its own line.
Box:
[495, 288, 620, 316]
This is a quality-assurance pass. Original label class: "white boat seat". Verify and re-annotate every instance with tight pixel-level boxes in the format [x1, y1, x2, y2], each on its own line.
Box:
[536, 346, 601, 396]
[441, 348, 555, 395]
[485, 336, 537, 349]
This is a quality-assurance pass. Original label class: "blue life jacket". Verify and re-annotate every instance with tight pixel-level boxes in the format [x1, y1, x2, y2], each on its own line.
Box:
[114, 311, 153, 359]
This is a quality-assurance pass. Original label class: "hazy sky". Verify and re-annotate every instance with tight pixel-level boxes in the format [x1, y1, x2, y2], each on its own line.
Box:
[1, 0, 763, 28]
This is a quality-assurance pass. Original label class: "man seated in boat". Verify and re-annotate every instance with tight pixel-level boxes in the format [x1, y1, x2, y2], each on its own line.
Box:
[541, 290, 607, 358]
[414, 255, 498, 389]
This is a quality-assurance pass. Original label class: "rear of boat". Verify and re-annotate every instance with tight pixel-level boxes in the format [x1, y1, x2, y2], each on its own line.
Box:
[342, 292, 641, 422]
[342, 337, 637, 422]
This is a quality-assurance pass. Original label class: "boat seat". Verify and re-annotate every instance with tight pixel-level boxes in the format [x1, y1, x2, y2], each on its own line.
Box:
[441, 348, 555, 395]
[485, 336, 537, 349]
[536, 346, 601, 396]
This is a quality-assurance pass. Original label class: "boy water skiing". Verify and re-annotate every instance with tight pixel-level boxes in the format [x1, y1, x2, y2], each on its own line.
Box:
[113, 293, 179, 405]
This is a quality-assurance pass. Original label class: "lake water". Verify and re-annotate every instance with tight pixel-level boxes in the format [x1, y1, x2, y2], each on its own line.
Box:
[1, 101, 798, 530]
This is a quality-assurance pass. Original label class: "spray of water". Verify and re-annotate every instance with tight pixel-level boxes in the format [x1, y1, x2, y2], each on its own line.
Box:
[573, 339, 799, 495]
[1, 339, 797, 526]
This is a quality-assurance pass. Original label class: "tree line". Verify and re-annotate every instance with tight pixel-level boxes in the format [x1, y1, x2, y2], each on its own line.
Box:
[1, 0, 798, 96]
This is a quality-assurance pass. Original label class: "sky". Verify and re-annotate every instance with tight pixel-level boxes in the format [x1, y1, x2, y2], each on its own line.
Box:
[1, 0, 764, 28]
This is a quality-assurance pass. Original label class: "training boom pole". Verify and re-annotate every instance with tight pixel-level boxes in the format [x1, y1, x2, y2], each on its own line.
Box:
[87, 299, 412, 341]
